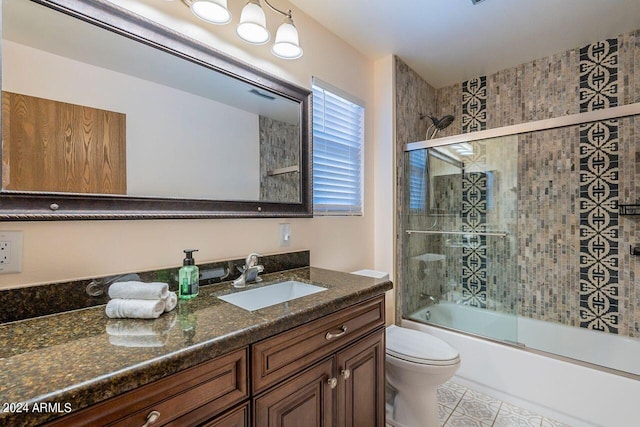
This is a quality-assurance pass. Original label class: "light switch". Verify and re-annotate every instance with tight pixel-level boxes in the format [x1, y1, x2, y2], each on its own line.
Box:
[279, 223, 291, 247]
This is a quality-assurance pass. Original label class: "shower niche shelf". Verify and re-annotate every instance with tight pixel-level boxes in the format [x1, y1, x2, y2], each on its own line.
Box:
[619, 204, 640, 215]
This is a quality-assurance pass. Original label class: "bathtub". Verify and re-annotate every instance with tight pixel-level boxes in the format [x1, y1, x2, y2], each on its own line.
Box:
[409, 303, 640, 375]
[404, 303, 640, 427]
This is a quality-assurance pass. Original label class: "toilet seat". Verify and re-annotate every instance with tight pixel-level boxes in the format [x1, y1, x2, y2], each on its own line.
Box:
[386, 325, 460, 366]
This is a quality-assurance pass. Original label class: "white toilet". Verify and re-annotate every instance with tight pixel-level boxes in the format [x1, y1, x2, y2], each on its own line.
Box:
[385, 325, 460, 427]
[348, 269, 460, 426]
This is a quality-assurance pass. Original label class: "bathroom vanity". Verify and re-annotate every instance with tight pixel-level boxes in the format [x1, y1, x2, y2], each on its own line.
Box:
[0, 267, 391, 426]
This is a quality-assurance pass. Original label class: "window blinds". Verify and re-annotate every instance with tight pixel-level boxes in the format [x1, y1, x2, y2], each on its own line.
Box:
[408, 150, 427, 211]
[312, 79, 365, 216]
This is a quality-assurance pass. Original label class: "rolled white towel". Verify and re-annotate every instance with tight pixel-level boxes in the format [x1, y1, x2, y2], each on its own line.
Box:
[105, 298, 165, 319]
[108, 281, 168, 300]
[163, 291, 178, 313]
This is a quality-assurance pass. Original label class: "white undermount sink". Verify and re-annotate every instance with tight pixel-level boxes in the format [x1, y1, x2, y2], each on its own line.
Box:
[217, 280, 327, 311]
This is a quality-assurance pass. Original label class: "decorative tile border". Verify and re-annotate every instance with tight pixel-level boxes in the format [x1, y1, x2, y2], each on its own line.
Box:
[579, 40, 619, 111]
[461, 142, 488, 308]
[578, 39, 620, 333]
[462, 76, 487, 133]
[578, 120, 620, 332]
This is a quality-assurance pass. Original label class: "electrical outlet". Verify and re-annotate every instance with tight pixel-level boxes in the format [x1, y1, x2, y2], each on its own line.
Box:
[0, 241, 10, 264]
[0, 231, 23, 274]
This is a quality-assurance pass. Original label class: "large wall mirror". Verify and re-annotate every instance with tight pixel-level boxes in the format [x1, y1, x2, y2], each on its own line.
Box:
[0, 0, 312, 219]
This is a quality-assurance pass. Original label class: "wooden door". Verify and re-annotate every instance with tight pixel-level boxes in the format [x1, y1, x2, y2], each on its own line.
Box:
[2, 91, 127, 194]
[336, 330, 385, 427]
[254, 358, 335, 427]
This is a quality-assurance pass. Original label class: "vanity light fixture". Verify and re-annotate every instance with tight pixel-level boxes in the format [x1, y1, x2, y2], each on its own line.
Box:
[236, 0, 270, 44]
[271, 15, 302, 59]
[188, 0, 232, 24]
[182, 0, 303, 59]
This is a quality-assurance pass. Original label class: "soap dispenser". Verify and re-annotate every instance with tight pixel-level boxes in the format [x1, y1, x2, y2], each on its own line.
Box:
[179, 249, 199, 300]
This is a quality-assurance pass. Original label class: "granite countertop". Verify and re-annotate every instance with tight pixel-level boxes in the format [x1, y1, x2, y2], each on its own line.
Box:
[0, 267, 392, 426]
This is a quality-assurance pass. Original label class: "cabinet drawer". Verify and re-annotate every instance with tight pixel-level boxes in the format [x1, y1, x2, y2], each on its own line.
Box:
[252, 295, 384, 393]
[46, 348, 248, 427]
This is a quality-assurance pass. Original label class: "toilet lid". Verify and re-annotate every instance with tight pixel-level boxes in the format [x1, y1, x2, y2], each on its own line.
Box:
[386, 325, 460, 366]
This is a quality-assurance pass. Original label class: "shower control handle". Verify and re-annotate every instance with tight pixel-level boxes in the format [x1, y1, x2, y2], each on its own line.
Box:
[325, 325, 347, 340]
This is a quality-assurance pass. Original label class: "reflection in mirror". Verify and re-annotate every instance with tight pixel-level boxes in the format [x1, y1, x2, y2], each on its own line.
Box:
[406, 147, 465, 217]
[427, 147, 464, 217]
[2, 0, 302, 204]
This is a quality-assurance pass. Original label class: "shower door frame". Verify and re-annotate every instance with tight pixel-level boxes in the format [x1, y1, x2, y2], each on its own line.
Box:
[406, 102, 640, 151]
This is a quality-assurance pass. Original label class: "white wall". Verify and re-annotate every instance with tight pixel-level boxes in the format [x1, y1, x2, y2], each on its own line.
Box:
[0, 0, 386, 289]
[3, 40, 260, 200]
[373, 55, 396, 323]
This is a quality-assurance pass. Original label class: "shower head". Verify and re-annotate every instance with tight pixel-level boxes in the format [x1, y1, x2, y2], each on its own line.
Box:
[432, 115, 454, 131]
[422, 114, 455, 139]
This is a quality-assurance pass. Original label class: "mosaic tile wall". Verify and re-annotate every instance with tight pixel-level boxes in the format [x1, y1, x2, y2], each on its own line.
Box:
[518, 126, 581, 326]
[395, 28, 640, 337]
[394, 58, 438, 320]
[259, 116, 300, 203]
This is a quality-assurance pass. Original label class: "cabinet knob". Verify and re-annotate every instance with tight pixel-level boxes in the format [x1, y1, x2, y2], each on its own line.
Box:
[141, 410, 161, 427]
[328, 377, 338, 389]
[340, 369, 351, 380]
[325, 325, 347, 340]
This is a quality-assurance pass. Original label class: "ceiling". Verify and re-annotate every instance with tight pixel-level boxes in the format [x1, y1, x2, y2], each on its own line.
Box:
[289, 0, 640, 88]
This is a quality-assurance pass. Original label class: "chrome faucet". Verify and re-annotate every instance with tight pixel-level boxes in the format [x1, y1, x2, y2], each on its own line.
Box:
[86, 273, 141, 297]
[419, 292, 439, 306]
[232, 253, 264, 288]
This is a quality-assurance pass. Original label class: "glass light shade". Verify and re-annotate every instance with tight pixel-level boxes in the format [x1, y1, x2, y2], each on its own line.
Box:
[236, 0, 270, 44]
[190, 0, 231, 25]
[271, 18, 302, 59]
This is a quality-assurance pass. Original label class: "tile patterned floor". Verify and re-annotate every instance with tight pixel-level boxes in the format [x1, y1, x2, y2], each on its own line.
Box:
[436, 381, 572, 427]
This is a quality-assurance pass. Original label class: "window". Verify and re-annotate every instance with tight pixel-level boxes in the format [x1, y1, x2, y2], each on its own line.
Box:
[312, 78, 365, 215]
[408, 150, 427, 211]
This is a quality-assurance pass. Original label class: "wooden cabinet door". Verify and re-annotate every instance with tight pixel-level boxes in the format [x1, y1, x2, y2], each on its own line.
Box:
[254, 358, 335, 427]
[336, 330, 385, 427]
[201, 403, 249, 427]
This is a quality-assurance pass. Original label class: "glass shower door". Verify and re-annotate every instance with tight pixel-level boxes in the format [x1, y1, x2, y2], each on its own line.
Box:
[403, 137, 519, 344]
